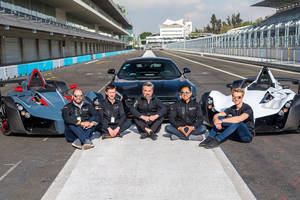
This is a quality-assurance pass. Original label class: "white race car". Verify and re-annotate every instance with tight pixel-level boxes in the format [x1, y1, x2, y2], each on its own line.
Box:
[201, 67, 300, 133]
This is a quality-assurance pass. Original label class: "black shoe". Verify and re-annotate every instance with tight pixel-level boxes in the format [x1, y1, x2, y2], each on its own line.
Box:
[150, 131, 158, 141]
[117, 133, 123, 138]
[199, 136, 214, 147]
[140, 132, 148, 139]
[204, 137, 220, 149]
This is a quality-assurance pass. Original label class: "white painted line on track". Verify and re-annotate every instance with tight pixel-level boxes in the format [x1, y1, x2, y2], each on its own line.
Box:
[0, 161, 22, 182]
[164, 51, 246, 79]
[42, 138, 48, 142]
[173, 50, 300, 75]
[97, 81, 110, 93]
[85, 60, 99, 64]
[143, 50, 156, 57]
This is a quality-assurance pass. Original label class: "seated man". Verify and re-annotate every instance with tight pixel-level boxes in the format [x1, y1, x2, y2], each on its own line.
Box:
[130, 82, 167, 140]
[62, 89, 100, 150]
[200, 88, 255, 149]
[101, 84, 131, 139]
[165, 85, 206, 141]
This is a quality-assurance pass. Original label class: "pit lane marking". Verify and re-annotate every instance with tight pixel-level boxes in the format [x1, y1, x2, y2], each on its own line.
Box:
[96, 61, 109, 64]
[164, 51, 246, 79]
[85, 60, 99, 64]
[0, 161, 22, 182]
[97, 81, 111, 93]
[42, 138, 48, 142]
[172, 51, 300, 75]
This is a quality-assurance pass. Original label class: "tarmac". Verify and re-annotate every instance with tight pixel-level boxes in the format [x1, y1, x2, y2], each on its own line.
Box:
[41, 51, 257, 200]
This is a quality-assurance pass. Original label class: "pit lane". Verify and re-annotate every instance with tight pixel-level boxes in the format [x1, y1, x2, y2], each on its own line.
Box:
[0, 50, 299, 200]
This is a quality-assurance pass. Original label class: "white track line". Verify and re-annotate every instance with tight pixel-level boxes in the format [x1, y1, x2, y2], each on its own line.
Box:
[85, 60, 99, 64]
[0, 161, 22, 182]
[164, 51, 246, 79]
[174, 50, 300, 75]
[97, 81, 110, 93]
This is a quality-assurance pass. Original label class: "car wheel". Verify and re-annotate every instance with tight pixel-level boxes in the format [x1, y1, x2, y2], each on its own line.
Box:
[0, 104, 12, 136]
[296, 125, 300, 133]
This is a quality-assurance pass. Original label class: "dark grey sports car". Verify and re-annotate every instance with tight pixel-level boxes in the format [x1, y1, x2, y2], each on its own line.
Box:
[107, 57, 196, 114]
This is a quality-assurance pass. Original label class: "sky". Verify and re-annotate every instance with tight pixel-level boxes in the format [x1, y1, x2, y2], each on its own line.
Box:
[114, 0, 275, 36]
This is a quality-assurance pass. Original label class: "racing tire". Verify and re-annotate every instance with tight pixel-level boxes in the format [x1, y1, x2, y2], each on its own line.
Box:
[296, 125, 300, 133]
[0, 104, 12, 136]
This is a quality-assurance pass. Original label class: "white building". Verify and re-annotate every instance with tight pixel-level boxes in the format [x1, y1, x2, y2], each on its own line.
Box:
[146, 19, 192, 48]
[160, 19, 192, 38]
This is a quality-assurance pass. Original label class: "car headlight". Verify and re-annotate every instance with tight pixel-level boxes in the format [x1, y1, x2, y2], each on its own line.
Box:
[16, 104, 24, 111]
[278, 110, 284, 116]
[284, 101, 292, 108]
[207, 97, 213, 105]
[24, 112, 31, 118]
[207, 97, 214, 109]
[93, 98, 100, 106]
[116, 91, 123, 101]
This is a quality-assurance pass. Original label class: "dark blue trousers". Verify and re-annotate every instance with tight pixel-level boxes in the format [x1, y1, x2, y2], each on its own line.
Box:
[165, 125, 206, 140]
[208, 116, 253, 143]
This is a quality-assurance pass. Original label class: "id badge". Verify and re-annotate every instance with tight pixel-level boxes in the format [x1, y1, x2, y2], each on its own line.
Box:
[111, 117, 115, 123]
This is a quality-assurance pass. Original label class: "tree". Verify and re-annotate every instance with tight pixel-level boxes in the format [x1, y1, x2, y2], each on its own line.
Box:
[220, 24, 233, 34]
[139, 32, 152, 45]
[139, 32, 152, 40]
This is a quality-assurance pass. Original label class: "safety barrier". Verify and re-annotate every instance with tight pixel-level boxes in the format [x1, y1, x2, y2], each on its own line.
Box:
[0, 50, 133, 80]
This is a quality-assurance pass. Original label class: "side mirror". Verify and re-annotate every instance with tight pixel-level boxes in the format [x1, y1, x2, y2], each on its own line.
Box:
[183, 68, 191, 74]
[226, 84, 233, 88]
[69, 84, 77, 89]
[107, 69, 115, 75]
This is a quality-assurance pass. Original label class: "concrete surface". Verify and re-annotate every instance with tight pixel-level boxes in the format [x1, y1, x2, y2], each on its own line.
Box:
[42, 125, 256, 200]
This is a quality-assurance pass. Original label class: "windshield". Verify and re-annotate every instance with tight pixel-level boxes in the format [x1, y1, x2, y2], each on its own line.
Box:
[117, 61, 182, 80]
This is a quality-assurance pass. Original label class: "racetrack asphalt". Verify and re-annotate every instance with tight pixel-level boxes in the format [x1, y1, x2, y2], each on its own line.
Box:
[0, 50, 299, 200]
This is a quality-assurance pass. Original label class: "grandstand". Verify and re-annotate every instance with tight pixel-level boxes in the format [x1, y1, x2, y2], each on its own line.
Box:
[165, 0, 300, 62]
[0, 0, 133, 65]
[253, 0, 300, 26]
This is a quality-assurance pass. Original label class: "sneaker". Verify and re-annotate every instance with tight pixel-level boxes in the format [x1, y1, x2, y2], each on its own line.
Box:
[140, 132, 148, 139]
[72, 138, 82, 150]
[170, 135, 179, 140]
[150, 131, 158, 141]
[199, 136, 214, 147]
[204, 137, 220, 149]
[188, 135, 203, 141]
[83, 139, 94, 150]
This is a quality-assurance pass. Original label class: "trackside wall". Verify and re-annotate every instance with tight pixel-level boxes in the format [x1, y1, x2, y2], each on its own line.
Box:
[0, 50, 132, 80]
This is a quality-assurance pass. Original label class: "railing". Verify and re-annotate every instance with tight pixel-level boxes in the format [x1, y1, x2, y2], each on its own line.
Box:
[0, 5, 124, 42]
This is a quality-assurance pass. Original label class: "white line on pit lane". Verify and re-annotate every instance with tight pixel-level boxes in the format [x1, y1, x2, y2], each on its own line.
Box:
[42, 138, 48, 142]
[174, 50, 300, 75]
[85, 60, 99, 64]
[163, 51, 246, 79]
[0, 161, 22, 182]
[97, 81, 110, 93]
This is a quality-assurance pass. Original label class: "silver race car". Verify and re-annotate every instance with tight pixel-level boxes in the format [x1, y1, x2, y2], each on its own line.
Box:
[201, 66, 300, 133]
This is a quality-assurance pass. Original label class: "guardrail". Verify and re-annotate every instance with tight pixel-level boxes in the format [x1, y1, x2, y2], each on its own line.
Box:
[0, 50, 133, 80]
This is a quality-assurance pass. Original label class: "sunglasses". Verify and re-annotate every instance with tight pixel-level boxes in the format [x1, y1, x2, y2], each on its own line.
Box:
[181, 91, 191, 95]
[232, 96, 242, 100]
[74, 94, 83, 98]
